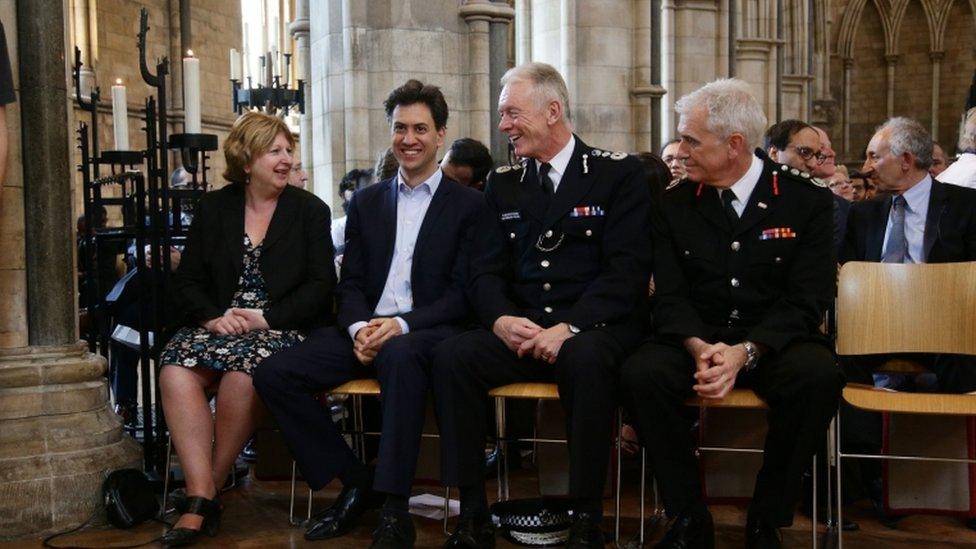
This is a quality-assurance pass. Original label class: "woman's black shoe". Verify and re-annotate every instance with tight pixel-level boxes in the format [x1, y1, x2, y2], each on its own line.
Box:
[162, 496, 222, 547]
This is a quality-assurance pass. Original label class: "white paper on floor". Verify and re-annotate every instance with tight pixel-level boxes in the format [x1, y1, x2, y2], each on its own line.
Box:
[408, 493, 460, 520]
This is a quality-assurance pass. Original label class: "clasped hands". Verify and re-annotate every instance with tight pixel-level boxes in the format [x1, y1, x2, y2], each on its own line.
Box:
[353, 317, 403, 365]
[493, 315, 575, 364]
[684, 336, 751, 400]
[202, 308, 268, 335]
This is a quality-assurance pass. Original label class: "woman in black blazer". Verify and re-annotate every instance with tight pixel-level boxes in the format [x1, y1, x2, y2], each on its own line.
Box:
[158, 112, 335, 546]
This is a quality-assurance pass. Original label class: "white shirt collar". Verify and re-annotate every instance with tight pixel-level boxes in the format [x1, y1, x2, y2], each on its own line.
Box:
[899, 173, 932, 213]
[535, 135, 576, 187]
[719, 154, 764, 213]
[397, 168, 442, 196]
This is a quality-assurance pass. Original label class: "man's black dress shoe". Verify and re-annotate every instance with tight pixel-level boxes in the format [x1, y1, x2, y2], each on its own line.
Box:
[655, 505, 714, 549]
[566, 512, 604, 548]
[161, 496, 222, 547]
[745, 516, 782, 549]
[370, 512, 416, 548]
[304, 485, 382, 540]
[443, 513, 496, 548]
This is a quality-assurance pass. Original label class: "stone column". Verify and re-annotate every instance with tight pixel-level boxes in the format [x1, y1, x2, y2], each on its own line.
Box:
[290, 0, 312, 188]
[1, 0, 140, 538]
[843, 57, 853, 156]
[488, 2, 514, 165]
[930, 51, 943, 142]
[459, 1, 492, 147]
[885, 54, 899, 119]
[514, 0, 531, 65]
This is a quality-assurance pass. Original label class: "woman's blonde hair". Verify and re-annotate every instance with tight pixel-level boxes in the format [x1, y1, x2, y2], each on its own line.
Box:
[223, 111, 295, 184]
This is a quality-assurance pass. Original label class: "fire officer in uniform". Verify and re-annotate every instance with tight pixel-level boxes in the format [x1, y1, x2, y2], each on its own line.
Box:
[620, 79, 844, 549]
[432, 62, 653, 548]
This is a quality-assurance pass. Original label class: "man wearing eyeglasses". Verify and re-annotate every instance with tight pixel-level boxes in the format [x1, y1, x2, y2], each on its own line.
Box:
[765, 120, 849, 256]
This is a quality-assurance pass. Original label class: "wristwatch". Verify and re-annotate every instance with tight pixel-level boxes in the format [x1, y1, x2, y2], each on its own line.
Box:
[566, 323, 581, 334]
[741, 341, 759, 371]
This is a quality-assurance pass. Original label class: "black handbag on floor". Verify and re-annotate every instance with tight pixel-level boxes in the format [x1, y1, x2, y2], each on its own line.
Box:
[103, 468, 159, 529]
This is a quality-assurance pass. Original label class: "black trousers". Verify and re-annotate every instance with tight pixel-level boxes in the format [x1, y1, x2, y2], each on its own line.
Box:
[620, 340, 843, 526]
[254, 324, 460, 495]
[432, 328, 628, 500]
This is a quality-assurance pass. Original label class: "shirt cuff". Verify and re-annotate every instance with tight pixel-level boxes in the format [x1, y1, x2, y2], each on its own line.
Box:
[348, 321, 368, 340]
[394, 316, 410, 335]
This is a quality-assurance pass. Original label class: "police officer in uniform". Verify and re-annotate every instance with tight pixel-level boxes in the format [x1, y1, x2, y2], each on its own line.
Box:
[432, 62, 652, 548]
[620, 79, 844, 549]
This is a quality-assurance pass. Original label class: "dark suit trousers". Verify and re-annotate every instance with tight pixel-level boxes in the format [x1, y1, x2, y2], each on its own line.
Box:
[432, 328, 627, 500]
[620, 341, 842, 526]
[254, 324, 460, 495]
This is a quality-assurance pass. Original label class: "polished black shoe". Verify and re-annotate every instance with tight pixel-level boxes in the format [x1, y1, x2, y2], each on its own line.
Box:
[655, 505, 714, 549]
[745, 516, 782, 549]
[161, 496, 222, 547]
[304, 485, 382, 540]
[443, 513, 496, 548]
[566, 512, 604, 548]
[369, 512, 416, 548]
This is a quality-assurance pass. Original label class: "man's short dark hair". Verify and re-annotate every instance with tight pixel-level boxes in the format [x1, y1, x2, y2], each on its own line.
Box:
[659, 138, 680, 156]
[384, 79, 449, 130]
[445, 138, 493, 185]
[763, 119, 811, 151]
[339, 168, 374, 193]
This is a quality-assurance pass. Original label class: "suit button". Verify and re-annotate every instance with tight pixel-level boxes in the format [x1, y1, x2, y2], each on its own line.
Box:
[545, 229, 553, 237]
[730, 278, 740, 288]
[541, 260, 550, 268]
[585, 229, 593, 237]
[544, 306, 553, 313]
[731, 241, 741, 251]
[509, 232, 516, 239]
[543, 283, 552, 291]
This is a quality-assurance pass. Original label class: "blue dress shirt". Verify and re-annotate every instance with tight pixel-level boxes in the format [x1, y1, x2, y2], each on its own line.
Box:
[881, 174, 931, 263]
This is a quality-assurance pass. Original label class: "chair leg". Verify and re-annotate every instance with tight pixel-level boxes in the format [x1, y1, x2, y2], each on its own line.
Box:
[289, 460, 299, 526]
[443, 486, 451, 536]
[160, 435, 173, 519]
[640, 448, 647, 546]
[835, 410, 844, 549]
[614, 409, 623, 543]
[307, 488, 313, 521]
[826, 419, 836, 531]
[812, 454, 818, 549]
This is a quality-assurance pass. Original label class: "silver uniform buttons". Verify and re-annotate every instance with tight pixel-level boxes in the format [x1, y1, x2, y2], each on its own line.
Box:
[585, 229, 593, 237]
[509, 232, 516, 239]
[683, 250, 691, 256]
[544, 306, 553, 313]
[730, 309, 739, 319]
[731, 241, 741, 251]
[541, 260, 550, 268]
[543, 283, 552, 291]
[545, 229, 553, 237]
[774, 256, 782, 263]
[730, 278, 740, 288]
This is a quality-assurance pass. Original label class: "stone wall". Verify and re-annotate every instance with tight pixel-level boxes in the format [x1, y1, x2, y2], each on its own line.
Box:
[0, 0, 24, 349]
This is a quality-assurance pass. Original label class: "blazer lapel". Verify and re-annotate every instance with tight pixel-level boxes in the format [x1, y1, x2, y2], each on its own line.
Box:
[415, 178, 452, 253]
[542, 138, 596, 229]
[221, 185, 246, 277]
[379, 179, 399, 276]
[924, 180, 948, 261]
[261, 186, 296, 252]
[695, 185, 731, 235]
[866, 198, 888, 261]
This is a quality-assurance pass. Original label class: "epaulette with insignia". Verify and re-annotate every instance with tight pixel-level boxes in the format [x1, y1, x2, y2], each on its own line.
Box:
[775, 163, 823, 185]
[590, 149, 628, 160]
[665, 178, 686, 191]
[494, 161, 525, 175]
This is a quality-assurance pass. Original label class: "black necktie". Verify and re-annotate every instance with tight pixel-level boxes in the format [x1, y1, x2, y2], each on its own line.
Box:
[721, 189, 739, 228]
[539, 162, 554, 196]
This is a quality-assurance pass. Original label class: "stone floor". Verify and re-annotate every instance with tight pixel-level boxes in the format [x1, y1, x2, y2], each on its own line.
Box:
[6, 460, 976, 548]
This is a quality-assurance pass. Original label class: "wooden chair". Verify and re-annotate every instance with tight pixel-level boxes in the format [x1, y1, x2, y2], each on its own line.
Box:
[834, 261, 976, 548]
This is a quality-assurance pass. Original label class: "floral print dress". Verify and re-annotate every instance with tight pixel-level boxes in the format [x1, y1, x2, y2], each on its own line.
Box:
[160, 235, 305, 376]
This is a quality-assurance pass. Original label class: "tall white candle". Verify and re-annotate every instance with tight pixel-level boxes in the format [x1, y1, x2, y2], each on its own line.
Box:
[183, 50, 201, 133]
[111, 79, 129, 150]
[270, 45, 279, 76]
[230, 48, 241, 81]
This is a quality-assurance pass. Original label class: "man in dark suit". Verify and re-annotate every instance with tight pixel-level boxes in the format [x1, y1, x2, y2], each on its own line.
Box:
[431, 62, 652, 548]
[620, 79, 843, 549]
[254, 80, 482, 548]
[840, 116, 976, 460]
